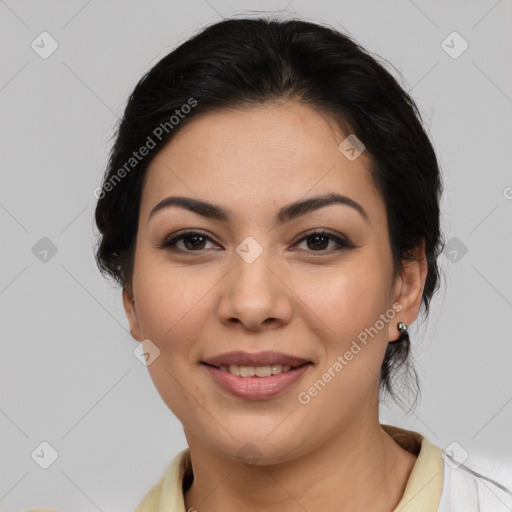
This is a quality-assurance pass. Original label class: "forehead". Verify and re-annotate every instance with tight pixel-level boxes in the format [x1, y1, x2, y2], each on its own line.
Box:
[140, 101, 385, 227]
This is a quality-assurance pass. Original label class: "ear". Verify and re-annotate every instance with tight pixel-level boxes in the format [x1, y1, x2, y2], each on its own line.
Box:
[122, 287, 142, 341]
[388, 238, 428, 341]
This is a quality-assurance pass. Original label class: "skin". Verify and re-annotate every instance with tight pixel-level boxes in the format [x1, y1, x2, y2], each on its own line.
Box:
[123, 100, 427, 512]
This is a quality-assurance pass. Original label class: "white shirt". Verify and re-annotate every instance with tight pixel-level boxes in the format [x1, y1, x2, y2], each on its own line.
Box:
[437, 453, 512, 512]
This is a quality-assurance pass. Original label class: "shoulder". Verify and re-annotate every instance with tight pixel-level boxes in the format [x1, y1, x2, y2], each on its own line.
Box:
[438, 452, 512, 512]
[381, 423, 512, 512]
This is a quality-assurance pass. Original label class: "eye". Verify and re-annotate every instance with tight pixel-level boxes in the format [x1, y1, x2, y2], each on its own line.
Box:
[294, 230, 355, 253]
[160, 230, 219, 252]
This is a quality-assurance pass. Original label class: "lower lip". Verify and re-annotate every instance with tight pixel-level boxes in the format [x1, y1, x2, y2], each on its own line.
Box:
[203, 363, 312, 400]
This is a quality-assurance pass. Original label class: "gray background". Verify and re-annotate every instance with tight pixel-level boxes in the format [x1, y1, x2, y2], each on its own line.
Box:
[1, 0, 511, 510]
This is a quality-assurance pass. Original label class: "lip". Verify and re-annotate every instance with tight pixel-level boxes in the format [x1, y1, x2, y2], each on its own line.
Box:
[201, 350, 311, 368]
[203, 363, 312, 400]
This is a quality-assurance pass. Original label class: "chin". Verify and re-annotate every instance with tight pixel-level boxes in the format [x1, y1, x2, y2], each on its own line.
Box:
[206, 430, 306, 467]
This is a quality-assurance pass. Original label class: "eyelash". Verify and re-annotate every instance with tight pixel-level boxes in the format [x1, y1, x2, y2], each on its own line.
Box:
[159, 229, 355, 254]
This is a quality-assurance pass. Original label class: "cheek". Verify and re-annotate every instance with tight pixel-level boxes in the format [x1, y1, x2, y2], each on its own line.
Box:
[132, 255, 216, 354]
[294, 259, 392, 405]
[301, 259, 391, 338]
[132, 261, 215, 420]
[295, 269, 390, 416]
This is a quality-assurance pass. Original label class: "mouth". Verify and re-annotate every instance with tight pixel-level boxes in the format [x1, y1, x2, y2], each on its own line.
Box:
[201, 361, 313, 400]
[201, 361, 312, 377]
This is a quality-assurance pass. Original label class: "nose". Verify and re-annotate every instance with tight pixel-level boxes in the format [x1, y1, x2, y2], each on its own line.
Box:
[216, 244, 293, 332]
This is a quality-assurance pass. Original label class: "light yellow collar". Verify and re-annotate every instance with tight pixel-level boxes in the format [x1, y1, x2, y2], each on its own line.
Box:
[382, 424, 444, 512]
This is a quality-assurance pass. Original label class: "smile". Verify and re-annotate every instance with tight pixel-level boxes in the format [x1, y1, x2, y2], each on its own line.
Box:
[202, 362, 313, 400]
[207, 362, 305, 377]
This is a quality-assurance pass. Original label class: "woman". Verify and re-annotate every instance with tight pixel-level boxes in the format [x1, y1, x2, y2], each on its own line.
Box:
[92, 16, 511, 512]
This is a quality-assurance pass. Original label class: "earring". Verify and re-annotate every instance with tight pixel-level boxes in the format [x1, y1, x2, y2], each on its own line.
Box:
[394, 321, 409, 343]
[131, 298, 136, 303]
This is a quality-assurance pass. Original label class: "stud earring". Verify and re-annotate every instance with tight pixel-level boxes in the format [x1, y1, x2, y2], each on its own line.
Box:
[395, 321, 409, 343]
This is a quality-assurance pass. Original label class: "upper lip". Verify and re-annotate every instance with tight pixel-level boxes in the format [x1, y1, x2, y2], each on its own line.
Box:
[201, 351, 311, 368]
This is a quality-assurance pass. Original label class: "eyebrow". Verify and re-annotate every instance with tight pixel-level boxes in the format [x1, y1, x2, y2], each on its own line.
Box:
[148, 192, 369, 225]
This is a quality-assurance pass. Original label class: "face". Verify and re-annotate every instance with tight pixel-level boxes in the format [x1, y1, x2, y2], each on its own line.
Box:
[123, 101, 424, 464]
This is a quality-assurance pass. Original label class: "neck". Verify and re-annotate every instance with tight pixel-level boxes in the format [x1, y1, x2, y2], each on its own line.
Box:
[183, 415, 417, 512]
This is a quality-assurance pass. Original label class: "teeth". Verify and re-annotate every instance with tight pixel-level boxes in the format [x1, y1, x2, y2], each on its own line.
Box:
[219, 364, 293, 377]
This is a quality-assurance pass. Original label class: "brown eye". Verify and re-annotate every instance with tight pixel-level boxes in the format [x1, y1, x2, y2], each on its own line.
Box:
[160, 230, 218, 252]
[295, 230, 354, 252]
[305, 234, 331, 251]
